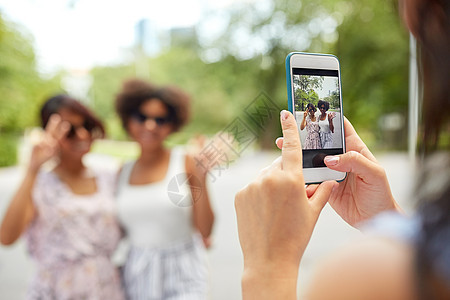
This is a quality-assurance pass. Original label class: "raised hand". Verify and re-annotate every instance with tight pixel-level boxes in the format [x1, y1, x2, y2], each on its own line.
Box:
[29, 114, 70, 172]
[328, 112, 336, 122]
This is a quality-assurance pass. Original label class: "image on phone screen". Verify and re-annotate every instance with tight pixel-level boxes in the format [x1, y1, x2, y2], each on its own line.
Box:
[293, 68, 344, 168]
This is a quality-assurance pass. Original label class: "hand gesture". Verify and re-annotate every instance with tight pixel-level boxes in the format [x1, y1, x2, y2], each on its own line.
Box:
[29, 114, 70, 172]
[235, 111, 336, 298]
[304, 110, 308, 118]
[328, 112, 335, 122]
[187, 133, 237, 178]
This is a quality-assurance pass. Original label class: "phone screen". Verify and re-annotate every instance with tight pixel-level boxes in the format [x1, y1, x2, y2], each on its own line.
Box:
[292, 68, 344, 168]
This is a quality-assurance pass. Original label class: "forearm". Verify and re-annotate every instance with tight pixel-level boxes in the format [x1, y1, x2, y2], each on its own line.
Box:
[300, 119, 306, 130]
[192, 176, 214, 238]
[0, 167, 37, 245]
[329, 121, 334, 133]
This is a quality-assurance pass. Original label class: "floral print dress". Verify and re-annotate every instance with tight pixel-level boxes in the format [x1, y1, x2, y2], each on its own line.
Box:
[304, 116, 322, 149]
[25, 170, 125, 300]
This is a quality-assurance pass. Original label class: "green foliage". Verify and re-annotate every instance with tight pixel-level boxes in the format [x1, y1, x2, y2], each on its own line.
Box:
[0, 0, 410, 161]
[334, 0, 409, 147]
[0, 14, 62, 133]
[199, 0, 409, 149]
[294, 75, 323, 111]
[323, 91, 340, 110]
[0, 14, 62, 166]
[0, 133, 18, 167]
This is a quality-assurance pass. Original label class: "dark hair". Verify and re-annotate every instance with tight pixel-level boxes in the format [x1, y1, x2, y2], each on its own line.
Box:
[40, 94, 105, 139]
[414, 154, 450, 300]
[403, 0, 450, 298]
[317, 100, 330, 111]
[115, 79, 191, 133]
[306, 103, 316, 111]
[404, 0, 450, 153]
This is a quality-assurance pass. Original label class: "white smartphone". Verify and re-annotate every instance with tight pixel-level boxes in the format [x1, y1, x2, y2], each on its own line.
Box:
[286, 52, 346, 184]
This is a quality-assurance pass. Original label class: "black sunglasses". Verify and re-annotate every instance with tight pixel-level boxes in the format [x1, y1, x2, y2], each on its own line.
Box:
[319, 106, 326, 110]
[66, 121, 95, 139]
[131, 111, 172, 126]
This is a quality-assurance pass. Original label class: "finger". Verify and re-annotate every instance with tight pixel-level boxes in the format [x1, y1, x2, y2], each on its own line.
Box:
[45, 114, 61, 138]
[343, 117, 377, 162]
[280, 110, 302, 171]
[309, 180, 337, 211]
[55, 121, 71, 141]
[275, 137, 283, 150]
[306, 184, 319, 198]
[324, 151, 383, 183]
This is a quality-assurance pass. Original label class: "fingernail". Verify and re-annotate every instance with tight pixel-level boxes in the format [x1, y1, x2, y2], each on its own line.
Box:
[275, 137, 282, 146]
[280, 110, 289, 121]
[324, 155, 339, 166]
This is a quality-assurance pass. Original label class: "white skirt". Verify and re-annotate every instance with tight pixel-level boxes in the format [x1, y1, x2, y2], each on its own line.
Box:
[320, 131, 333, 149]
[122, 234, 208, 300]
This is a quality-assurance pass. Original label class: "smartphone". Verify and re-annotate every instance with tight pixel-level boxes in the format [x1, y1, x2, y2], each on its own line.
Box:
[286, 52, 346, 184]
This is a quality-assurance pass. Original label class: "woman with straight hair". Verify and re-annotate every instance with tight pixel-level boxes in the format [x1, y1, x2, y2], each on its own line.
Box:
[0, 95, 125, 300]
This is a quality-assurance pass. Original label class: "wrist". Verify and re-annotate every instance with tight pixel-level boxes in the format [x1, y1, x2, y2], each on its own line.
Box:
[27, 164, 40, 175]
[242, 265, 299, 300]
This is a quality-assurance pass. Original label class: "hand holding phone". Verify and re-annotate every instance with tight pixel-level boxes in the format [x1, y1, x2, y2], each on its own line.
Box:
[286, 52, 346, 184]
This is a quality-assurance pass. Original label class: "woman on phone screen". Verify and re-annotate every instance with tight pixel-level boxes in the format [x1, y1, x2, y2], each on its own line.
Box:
[300, 103, 321, 149]
[317, 100, 335, 148]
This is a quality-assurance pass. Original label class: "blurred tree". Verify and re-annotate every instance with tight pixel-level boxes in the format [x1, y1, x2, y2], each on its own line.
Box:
[0, 14, 61, 166]
[198, 0, 409, 149]
[294, 75, 323, 111]
[90, 0, 409, 150]
[323, 91, 340, 110]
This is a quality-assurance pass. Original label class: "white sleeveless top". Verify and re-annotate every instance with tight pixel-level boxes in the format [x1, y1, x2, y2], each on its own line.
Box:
[318, 113, 332, 134]
[116, 148, 195, 248]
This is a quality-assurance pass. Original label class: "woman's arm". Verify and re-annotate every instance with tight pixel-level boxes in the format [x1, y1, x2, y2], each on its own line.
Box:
[0, 167, 38, 245]
[328, 112, 335, 133]
[0, 114, 68, 245]
[185, 154, 215, 242]
[300, 111, 308, 130]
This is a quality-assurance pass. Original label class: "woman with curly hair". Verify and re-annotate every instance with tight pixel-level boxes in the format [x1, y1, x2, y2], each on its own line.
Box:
[317, 99, 335, 149]
[115, 79, 214, 300]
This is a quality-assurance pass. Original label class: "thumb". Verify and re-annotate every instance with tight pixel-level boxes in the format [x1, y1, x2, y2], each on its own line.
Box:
[324, 151, 384, 182]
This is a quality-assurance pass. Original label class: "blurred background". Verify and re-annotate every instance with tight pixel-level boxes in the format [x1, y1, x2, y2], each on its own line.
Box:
[0, 0, 412, 298]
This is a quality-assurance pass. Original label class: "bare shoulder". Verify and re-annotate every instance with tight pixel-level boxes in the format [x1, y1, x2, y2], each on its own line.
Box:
[305, 237, 416, 300]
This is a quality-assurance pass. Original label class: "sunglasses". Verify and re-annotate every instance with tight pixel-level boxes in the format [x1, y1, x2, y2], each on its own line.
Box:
[131, 111, 172, 126]
[66, 121, 95, 139]
[319, 106, 326, 110]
